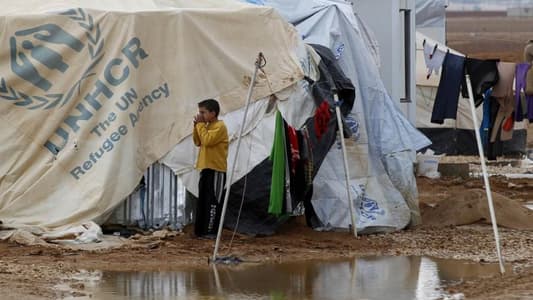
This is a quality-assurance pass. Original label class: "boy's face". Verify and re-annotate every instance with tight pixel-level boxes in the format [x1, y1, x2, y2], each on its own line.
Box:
[198, 107, 216, 122]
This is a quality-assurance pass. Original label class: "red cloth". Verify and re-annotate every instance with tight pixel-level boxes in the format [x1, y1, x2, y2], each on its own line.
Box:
[502, 115, 514, 131]
[314, 101, 331, 139]
[287, 126, 299, 175]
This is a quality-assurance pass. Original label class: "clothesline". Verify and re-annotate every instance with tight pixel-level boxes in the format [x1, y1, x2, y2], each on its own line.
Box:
[419, 36, 509, 274]
[417, 34, 533, 161]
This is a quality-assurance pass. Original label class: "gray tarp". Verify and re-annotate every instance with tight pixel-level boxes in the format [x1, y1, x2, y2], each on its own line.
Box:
[262, 0, 431, 231]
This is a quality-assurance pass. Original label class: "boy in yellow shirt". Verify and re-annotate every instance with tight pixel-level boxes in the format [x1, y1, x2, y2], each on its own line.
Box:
[192, 99, 228, 238]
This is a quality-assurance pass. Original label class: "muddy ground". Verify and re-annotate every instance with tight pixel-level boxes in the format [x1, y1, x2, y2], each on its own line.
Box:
[446, 11, 533, 63]
[2, 163, 533, 299]
[2, 11, 533, 300]
[2, 175, 533, 299]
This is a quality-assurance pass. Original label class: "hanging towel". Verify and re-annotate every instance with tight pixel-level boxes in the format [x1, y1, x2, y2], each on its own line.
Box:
[423, 43, 446, 79]
[431, 52, 465, 124]
[268, 111, 286, 216]
[461, 58, 499, 107]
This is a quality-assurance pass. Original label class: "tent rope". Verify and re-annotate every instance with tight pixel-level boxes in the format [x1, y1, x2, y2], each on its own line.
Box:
[222, 56, 269, 255]
[257, 55, 275, 97]
[224, 133, 254, 254]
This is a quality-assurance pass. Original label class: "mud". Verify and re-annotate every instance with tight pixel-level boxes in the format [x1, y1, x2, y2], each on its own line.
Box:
[2, 175, 533, 299]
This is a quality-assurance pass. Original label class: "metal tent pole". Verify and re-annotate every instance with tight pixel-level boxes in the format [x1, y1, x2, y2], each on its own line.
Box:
[333, 92, 357, 237]
[465, 74, 505, 274]
[212, 53, 263, 262]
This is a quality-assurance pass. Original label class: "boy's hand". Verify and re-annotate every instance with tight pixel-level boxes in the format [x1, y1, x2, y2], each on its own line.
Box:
[193, 114, 204, 125]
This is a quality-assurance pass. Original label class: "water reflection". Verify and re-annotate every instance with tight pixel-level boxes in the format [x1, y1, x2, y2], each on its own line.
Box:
[69, 256, 500, 300]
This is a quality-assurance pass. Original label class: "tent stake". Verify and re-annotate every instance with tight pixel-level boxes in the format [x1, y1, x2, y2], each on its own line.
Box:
[465, 74, 505, 274]
[212, 53, 263, 262]
[333, 93, 357, 237]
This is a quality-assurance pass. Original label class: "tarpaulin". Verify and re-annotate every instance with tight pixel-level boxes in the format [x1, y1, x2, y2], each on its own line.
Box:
[0, 0, 303, 231]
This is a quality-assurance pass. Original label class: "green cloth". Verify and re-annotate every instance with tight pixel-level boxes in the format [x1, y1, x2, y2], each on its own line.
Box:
[268, 111, 286, 215]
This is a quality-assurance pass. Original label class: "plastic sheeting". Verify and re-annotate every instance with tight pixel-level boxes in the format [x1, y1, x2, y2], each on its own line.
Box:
[161, 42, 349, 236]
[0, 0, 303, 232]
[161, 41, 318, 197]
[263, 0, 431, 231]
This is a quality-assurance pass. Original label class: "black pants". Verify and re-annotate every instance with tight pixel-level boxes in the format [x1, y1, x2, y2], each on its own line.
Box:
[194, 169, 226, 237]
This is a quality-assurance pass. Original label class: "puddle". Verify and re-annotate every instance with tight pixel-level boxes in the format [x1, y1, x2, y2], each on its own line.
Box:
[57, 256, 501, 300]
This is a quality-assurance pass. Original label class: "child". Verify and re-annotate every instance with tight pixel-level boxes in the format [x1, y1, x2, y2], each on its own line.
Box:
[192, 99, 228, 238]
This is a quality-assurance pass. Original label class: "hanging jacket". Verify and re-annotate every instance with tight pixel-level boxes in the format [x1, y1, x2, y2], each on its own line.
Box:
[461, 58, 499, 107]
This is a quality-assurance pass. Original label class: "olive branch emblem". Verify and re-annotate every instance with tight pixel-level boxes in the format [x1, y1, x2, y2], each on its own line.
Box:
[0, 8, 105, 110]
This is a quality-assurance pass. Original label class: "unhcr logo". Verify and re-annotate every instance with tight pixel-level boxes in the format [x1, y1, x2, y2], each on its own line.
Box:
[0, 8, 104, 110]
[0, 9, 149, 156]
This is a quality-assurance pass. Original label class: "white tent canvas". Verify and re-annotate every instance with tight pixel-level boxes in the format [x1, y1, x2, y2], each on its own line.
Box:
[0, 0, 304, 232]
[162, 0, 432, 234]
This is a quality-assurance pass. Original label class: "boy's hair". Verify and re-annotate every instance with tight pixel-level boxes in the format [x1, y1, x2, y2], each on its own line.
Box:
[198, 99, 220, 117]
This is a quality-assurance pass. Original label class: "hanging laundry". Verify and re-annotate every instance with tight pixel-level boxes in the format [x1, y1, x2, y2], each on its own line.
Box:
[524, 40, 533, 95]
[480, 89, 492, 148]
[519, 91, 528, 119]
[431, 52, 465, 124]
[286, 125, 321, 229]
[461, 58, 499, 107]
[514, 63, 533, 122]
[286, 125, 300, 175]
[490, 94, 515, 143]
[492, 62, 515, 98]
[268, 111, 286, 216]
[314, 101, 331, 139]
[500, 115, 514, 141]
[527, 68, 533, 96]
[490, 62, 516, 142]
[300, 126, 314, 190]
[423, 42, 446, 79]
[487, 98, 502, 160]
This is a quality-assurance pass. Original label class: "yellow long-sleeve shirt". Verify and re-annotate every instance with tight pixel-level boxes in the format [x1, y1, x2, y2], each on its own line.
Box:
[193, 120, 228, 172]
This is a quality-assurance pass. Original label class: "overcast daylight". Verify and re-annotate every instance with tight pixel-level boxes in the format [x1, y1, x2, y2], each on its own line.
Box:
[2, 1, 533, 299]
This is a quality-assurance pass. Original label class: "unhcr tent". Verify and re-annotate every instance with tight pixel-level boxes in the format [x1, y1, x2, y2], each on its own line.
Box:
[162, 0, 432, 235]
[0, 0, 305, 233]
[161, 40, 356, 235]
[416, 32, 527, 156]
